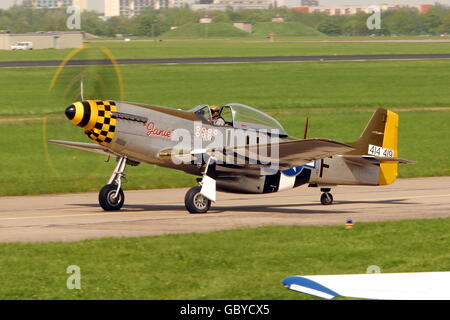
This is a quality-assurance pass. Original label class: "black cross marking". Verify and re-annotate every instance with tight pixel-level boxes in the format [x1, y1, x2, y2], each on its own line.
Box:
[319, 158, 330, 178]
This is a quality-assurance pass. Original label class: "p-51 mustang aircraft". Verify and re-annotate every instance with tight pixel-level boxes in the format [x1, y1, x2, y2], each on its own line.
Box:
[49, 100, 412, 213]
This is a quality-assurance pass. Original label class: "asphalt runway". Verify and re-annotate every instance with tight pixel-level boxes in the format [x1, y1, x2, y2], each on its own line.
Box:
[0, 176, 449, 243]
[3, 53, 450, 68]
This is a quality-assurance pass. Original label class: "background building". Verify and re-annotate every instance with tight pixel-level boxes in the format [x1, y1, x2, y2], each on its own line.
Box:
[0, 31, 83, 50]
[301, 0, 318, 6]
[28, 0, 88, 10]
[104, 0, 158, 17]
[104, 0, 120, 16]
[120, 0, 155, 15]
[2, 0, 89, 10]
[193, 0, 277, 11]
[104, 0, 195, 17]
[294, 3, 432, 15]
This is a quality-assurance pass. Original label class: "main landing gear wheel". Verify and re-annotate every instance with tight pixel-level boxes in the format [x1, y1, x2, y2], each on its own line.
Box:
[99, 184, 124, 211]
[185, 186, 211, 214]
[99, 156, 128, 211]
[320, 190, 334, 205]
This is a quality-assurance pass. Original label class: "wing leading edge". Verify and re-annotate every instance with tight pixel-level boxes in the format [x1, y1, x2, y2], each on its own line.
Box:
[48, 140, 116, 156]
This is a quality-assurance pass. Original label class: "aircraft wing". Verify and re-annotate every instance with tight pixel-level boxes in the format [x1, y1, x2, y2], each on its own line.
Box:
[255, 139, 354, 169]
[48, 140, 116, 156]
[283, 272, 450, 300]
[161, 138, 354, 173]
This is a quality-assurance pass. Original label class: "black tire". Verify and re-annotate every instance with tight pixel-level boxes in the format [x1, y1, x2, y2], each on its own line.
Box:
[99, 184, 124, 211]
[184, 186, 211, 214]
[320, 192, 333, 205]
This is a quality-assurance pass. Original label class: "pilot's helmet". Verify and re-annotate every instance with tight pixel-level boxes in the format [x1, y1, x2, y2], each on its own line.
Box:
[210, 105, 221, 116]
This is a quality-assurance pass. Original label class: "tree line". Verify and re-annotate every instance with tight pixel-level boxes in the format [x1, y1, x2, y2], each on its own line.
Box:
[1, 4, 450, 37]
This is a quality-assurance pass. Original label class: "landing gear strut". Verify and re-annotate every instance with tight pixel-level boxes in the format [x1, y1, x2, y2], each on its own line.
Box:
[99, 156, 127, 211]
[184, 157, 216, 214]
[320, 188, 333, 205]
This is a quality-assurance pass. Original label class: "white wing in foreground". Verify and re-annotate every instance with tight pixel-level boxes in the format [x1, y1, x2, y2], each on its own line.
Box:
[283, 272, 450, 300]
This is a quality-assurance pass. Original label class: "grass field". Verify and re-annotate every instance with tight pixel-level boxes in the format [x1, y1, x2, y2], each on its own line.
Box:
[0, 218, 448, 299]
[2, 39, 450, 61]
[4, 60, 450, 116]
[162, 23, 252, 39]
[162, 22, 325, 39]
[252, 22, 325, 38]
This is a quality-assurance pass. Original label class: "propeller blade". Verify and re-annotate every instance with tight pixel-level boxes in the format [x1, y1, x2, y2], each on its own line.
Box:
[49, 44, 124, 104]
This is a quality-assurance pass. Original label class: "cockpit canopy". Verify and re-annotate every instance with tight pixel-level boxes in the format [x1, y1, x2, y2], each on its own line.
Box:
[189, 103, 287, 136]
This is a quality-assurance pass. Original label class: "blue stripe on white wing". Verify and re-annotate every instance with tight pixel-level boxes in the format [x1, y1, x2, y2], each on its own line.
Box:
[282, 161, 316, 177]
[282, 276, 340, 300]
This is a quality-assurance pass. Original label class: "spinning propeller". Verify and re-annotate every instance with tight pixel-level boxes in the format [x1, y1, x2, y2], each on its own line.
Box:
[49, 44, 124, 105]
[44, 44, 125, 178]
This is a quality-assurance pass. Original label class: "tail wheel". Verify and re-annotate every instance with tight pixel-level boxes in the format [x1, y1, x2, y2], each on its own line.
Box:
[99, 184, 124, 211]
[320, 192, 333, 205]
[185, 186, 211, 214]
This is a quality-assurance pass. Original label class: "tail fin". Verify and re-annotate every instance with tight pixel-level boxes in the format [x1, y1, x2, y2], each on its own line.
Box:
[347, 108, 399, 185]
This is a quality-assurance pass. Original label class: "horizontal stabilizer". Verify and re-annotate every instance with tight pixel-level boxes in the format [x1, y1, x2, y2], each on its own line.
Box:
[283, 272, 450, 300]
[342, 155, 415, 166]
[369, 156, 415, 164]
[48, 140, 115, 156]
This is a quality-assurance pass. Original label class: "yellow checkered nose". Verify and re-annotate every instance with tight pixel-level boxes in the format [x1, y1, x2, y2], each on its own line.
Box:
[65, 100, 117, 146]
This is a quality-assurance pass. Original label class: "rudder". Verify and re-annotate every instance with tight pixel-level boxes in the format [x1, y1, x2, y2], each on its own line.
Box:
[379, 110, 399, 185]
[346, 108, 399, 185]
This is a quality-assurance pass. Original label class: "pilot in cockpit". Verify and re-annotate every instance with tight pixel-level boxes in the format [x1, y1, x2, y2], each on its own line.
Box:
[209, 105, 226, 126]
